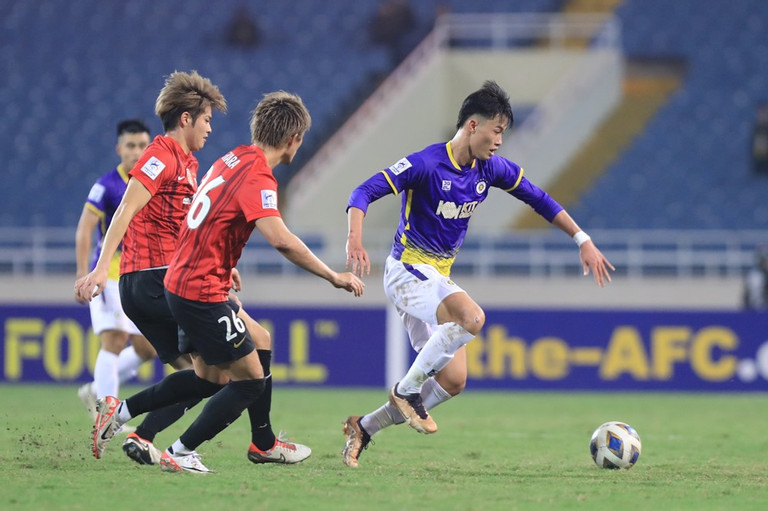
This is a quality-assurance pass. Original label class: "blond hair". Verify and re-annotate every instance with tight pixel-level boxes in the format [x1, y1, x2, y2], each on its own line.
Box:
[155, 71, 227, 132]
[250, 91, 311, 148]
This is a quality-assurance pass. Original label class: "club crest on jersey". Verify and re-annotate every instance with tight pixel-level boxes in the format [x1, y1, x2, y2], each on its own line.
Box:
[261, 189, 278, 210]
[141, 156, 166, 180]
[475, 180, 487, 195]
[442, 180, 452, 191]
[389, 157, 412, 175]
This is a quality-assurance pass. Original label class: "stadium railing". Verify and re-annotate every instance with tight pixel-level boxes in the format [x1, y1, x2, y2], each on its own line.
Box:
[2, 227, 765, 279]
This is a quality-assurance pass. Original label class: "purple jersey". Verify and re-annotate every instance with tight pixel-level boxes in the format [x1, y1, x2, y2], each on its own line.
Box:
[84, 164, 130, 278]
[348, 142, 563, 276]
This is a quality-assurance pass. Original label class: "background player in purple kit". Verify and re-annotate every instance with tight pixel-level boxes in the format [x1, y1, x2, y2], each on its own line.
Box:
[341, 80, 615, 468]
[75, 119, 157, 421]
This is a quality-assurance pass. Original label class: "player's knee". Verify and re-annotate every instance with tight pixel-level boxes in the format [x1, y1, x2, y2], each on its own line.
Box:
[195, 375, 226, 398]
[461, 308, 485, 336]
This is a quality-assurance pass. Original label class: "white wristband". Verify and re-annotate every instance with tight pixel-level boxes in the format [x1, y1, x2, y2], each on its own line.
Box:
[572, 231, 591, 247]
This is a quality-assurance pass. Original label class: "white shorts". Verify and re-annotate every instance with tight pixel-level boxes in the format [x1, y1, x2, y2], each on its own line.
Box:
[89, 279, 142, 335]
[383, 255, 465, 352]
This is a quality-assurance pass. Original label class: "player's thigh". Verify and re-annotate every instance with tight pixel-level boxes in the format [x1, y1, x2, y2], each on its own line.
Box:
[128, 334, 157, 361]
[383, 256, 464, 325]
[234, 302, 271, 350]
[166, 290, 256, 368]
[119, 270, 182, 364]
[89, 280, 127, 338]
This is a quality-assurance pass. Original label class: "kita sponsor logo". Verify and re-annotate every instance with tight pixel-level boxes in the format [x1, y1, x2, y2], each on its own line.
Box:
[261, 189, 278, 210]
[141, 156, 166, 180]
[389, 157, 412, 175]
[435, 200, 478, 219]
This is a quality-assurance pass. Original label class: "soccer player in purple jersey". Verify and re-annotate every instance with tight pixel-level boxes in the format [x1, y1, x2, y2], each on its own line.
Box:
[75, 120, 157, 420]
[341, 80, 614, 467]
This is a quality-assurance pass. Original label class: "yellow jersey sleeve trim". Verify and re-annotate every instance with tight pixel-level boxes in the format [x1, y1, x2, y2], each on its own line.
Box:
[504, 167, 525, 192]
[85, 203, 105, 217]
[381, 170, 399, 195]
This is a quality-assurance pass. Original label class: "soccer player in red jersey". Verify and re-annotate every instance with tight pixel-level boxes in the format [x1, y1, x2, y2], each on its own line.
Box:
[156, 90, 364, 472]
[75, 71, 232, 464]
[74, 119, 156, 422]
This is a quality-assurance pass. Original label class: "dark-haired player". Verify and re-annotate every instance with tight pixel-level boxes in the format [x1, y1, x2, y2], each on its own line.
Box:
[341, 80, 614, 468]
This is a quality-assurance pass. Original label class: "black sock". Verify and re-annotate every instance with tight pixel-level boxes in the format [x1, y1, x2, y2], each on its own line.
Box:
[124, 370, 201, 417]
[180, 378, 265, 451]
[135, 399, 199, 442]
[248, 350, 275, 450]
[134, 376, 224, 441]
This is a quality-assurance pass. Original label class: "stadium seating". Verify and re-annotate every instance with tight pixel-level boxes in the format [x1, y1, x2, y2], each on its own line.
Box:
[0, 0, 563, 228]
[567, 0, 768, 229]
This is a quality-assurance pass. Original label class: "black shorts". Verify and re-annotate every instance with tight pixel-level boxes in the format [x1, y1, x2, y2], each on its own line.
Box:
[164, 289, 255, 366]
[119, 269, 183, 364]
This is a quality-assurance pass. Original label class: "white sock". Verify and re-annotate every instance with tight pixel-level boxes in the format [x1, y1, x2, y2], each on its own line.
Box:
[398, 322, 474, 394]
[93, 350, 119, 399]
[361, 378, 454, 435]
[116, 345, 144, 384]
[117, 401, 132, 423]
[170, 439, 192, 455]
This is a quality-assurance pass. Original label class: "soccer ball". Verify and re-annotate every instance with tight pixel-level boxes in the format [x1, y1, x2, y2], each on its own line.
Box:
[589, 421, 641, 469]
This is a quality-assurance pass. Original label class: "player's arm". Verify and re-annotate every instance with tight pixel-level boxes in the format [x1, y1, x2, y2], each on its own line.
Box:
[345, 171, 395, 277]
[346, 206, 369, 278]
[254, 216, 365, 297]
[75, 178, 152, 301]
[74, 206, 100, 303]
[551, 209, 615, 287]
[506, 170, 614, 287]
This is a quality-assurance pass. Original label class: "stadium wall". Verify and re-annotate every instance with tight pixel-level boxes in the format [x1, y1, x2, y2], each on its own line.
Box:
[285, 47, 621, 235]
[5, 275, 766, 391]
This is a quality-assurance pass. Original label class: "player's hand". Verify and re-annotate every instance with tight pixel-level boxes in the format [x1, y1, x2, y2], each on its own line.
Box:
[230, 268, 243, 292]
[331, 271, 365, 297]
[346, 238, 370, 278]
[75, 267, 108, 302]
[579, 241, 615, 287]
[74, 272, 89, 304]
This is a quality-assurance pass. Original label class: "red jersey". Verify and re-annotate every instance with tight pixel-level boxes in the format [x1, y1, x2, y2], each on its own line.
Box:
[164, 145, 281, 302]
[121, 135, 198, 274]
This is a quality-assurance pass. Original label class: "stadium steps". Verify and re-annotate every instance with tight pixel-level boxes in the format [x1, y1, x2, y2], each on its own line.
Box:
[512, 60, 683, 229]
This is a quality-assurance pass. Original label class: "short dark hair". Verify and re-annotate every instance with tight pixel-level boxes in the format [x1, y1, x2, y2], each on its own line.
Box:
[456, 80, 514, 130]
[116, 119, 151, 137]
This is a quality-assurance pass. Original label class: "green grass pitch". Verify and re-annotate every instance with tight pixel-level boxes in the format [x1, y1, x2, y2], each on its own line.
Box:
[1, 386, 767, 510]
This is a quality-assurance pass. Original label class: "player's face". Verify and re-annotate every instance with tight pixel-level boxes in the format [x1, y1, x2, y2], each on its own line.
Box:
[470, 115, 507, 160]
[116, 132, 151, 170]
[187, 105, 213, 152]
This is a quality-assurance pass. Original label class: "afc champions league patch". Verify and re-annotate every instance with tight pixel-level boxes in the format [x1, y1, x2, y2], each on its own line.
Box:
[389, 157, 412, 175]
[141, 156, 166, 180]
[475, 180, 487, 195]
[261, 189, 278, 210]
